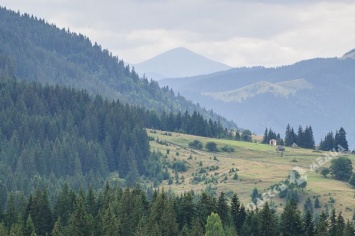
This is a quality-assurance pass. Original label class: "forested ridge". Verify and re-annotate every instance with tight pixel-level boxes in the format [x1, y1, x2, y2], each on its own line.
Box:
[0, 72, 232, 203]
[0, 6, 236, 130]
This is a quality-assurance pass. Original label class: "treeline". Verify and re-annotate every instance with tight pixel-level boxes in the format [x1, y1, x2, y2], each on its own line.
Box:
[319, 128, 349, 151]
[0, 6, 237, 130]
[261, 128, 283, 145]
[0, 75, 231, 200]
[0, 76, 150, 197]
[284, 124, 315, 149]
[1, 185, 354, 236]
[262, 125, 315, 149]
[263, 125, 350, 151]
[142, 110, 228, 138]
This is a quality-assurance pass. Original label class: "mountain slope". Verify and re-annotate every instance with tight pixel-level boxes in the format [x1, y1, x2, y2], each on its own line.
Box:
[134, 47, 232, 80]
[160, 55, 355, 145]
[0, 7, 236, 129]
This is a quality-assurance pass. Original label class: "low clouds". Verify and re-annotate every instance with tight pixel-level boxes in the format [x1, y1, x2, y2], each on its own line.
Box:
[1, 0, 355, 67]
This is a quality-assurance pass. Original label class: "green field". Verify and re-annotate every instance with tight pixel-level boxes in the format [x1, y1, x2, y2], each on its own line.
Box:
[147, 129, 355, 220]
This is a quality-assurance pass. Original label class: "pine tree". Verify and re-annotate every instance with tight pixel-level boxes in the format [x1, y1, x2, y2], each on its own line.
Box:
[5, 192, 17, 229]
[314, 196, 321, 208]
[336, 211, 345, 235]
[230, 194, 242, 232]
[190, 218, 203, 236]
[328, 209, 337, 236]
[315, 211, 328, 236]
[303, 197, 314, 215]
[344, 220, 355, 236]
[68, 197, 90, 236]
[102, 204, 119, 236]
[205, 212, 225, 236]
[23, 215, 36, 236]
[303, 210, 315, 236]
[335, 127, 349, 151]
[51, 217, 63, 236]
[216, 191, 229, 227]
[262, 128, 269, 144]
[259, 202, 279, 236]
[280, 199, 304, 236]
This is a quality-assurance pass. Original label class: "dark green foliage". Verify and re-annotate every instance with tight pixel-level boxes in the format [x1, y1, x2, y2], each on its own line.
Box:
[0, 7, 236, 132]
[216, 192, 229, 227]
[262, 127, 282, 145]
[285, 124, 297, 147]
[259, 202, 279, 236]
[330, 156, 353, 181]
[206, 142, 218, 152]
[314, 196, 321, 208]
[188, 140, 203, 150]
[303, 210, 315, 236]
[285, 124, 314, 149]
[320, 127, 349, 152]
[1, 183, 354, 235]
[172, 161, 188, 172]
[303, 197, 314, 216]
[280, 199, 304, 236]
[221, 145, 235, 152]
[321, 167, 330, 178]
[319, 131, 335, 151]
[251, 187, 261, 204]
[335, 127, 349, 151]
[241, 129, 252, 142]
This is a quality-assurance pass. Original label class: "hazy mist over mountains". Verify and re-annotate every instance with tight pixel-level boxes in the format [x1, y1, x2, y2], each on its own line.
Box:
[134, 47, 232, 81]
[159, 49, 355, 146]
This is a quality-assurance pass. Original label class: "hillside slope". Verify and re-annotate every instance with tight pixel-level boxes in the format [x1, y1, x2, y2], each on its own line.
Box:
[0, 7, 236, 129]
[160, 56, 355, 145]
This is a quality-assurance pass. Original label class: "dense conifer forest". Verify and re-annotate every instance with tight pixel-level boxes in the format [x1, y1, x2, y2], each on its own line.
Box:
[0, 6, 236, 130]
[1, 184, 354, 236]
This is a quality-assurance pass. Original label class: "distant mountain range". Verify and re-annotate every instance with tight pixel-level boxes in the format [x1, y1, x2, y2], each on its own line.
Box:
[160, 51, 355, 146]
[134, 47, 232, 80]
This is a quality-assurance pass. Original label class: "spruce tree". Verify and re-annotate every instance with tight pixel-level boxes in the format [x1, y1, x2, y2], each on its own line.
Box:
[280, 199, 304, 236]
[314, 196, 321, 209]
[259, 202, 279, 236]
[205, 212, 225, 236]
[303, 210, 315, 236]
[303, 197, 314, 215]
[335, 127, 349, 151]
[68, 197, 90, 236]
[23, 215, 36, 236]
[190, 218, 204, 236]
[216, 191, 229, 227]
[102, 204, 119, 236]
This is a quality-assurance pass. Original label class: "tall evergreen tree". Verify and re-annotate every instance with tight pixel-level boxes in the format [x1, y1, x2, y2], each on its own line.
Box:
[205, 212, 225, 236]
[280, 199, 304, 236]
[303, 210, 315, 236]
[335, 127, 349, 151]
[259, 202, 279, 236]
[216, 191, 229, 227]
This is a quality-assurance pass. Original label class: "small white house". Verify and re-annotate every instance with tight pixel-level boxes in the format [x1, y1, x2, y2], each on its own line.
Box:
[269, 139, 277, 146]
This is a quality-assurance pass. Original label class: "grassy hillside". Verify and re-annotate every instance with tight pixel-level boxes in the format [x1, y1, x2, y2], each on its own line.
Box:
[148, 129, 355, 220]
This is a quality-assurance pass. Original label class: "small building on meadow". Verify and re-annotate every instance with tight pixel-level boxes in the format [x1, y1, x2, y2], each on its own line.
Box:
[269, 139, 277, 146]
[291, 143, 298, 148]
[276, 146, 285, 152]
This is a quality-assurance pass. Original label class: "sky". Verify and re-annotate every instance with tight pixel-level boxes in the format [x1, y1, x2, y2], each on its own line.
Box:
[1, 0, 355, 67]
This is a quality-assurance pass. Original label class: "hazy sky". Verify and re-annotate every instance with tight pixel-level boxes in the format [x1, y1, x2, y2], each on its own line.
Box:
[1, 0, 355, 67]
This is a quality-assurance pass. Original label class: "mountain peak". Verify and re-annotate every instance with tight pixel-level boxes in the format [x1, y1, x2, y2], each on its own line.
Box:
[341, 48, 355, 59]
[134, 47, 232, 80]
